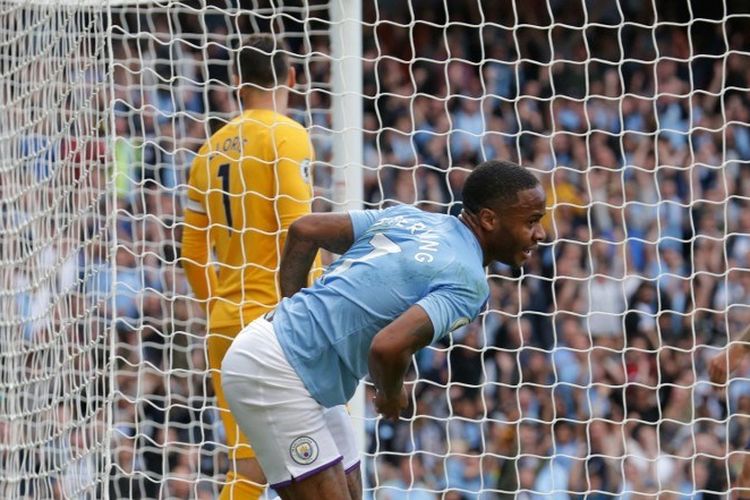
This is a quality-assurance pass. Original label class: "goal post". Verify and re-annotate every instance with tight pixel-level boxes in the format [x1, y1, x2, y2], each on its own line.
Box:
[3, 0, 750, 499]
[330, 0, 366, 457]
[330, 0, 364, 213]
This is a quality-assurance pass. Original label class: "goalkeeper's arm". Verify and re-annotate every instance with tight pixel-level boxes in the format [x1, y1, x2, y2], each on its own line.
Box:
[180, 149, 218, 311]
[181, 209, 219, 311]
[278, 212, 356, 298]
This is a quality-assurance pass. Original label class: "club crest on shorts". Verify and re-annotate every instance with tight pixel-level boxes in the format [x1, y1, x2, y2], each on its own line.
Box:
[290, 436, 319, 465]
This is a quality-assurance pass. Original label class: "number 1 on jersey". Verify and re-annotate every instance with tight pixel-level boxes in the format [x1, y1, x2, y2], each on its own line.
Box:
[217, 163, 233, 233]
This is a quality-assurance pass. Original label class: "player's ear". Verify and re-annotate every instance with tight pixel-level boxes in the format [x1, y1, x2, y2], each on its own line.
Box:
[232, 73, 241, 90]
[477, 207, 496, 231]
[287, 66, 296, 90]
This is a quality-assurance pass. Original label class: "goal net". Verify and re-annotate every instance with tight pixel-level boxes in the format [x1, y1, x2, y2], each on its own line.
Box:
[4, 0, 750, 498]
[0, 1, 110, 498]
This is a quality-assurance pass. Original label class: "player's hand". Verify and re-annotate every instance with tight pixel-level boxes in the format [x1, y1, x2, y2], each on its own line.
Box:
[709, 344, 746, 384]
[373, 388, 408, 421]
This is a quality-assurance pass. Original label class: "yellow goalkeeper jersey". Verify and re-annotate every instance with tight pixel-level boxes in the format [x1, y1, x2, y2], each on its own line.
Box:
[185, 109, 319, 330]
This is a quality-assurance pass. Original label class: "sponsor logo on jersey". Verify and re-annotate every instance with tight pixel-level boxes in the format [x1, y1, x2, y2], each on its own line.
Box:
[290, 436, 319, 465]
[299, 159, 312, 183]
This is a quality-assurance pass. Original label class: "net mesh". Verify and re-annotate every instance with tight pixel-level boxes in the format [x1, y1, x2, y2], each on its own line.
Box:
[0, 1, 110, 498]
[3, 0, 750, 498]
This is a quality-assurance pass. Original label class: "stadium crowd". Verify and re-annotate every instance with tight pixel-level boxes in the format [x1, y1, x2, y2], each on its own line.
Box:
[100, 0, 750, 498]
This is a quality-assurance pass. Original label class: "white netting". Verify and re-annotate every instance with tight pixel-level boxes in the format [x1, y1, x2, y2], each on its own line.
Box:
[0, 1, 110, 498]
[359, 2, 750, 497]
[4, 0, 750, 498]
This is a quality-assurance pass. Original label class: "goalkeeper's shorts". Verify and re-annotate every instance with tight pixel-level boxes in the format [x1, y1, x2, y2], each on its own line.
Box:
[221, 316, 360, 489]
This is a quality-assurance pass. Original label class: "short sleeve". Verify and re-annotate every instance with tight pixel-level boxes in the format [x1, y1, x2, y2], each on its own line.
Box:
[416, 274, 489, 344]
[347, 205, 418, 241]
[348, 209, 385, 241]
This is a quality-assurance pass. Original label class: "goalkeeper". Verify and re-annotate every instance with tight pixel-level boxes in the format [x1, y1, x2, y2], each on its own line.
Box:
[222, 161, 547, 499]
[708, 323, 750, 499]
[181, 34, 319, 500]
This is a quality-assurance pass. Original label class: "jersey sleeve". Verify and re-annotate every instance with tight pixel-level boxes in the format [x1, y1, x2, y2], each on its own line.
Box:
[348, 205, 415, 241]
[348, 209, 385, 241]
[185, 146, 209, 215]
[182, 144, 216, 308]
[416, 266, 489, 344]
[274, 124, 315, 229]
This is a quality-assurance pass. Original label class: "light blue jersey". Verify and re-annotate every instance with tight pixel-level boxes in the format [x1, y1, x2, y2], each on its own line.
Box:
[273, 205, 489, 408]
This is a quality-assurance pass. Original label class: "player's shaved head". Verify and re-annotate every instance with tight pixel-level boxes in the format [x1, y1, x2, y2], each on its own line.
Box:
[462, 160, 540, 213]
[459, 160, 546, 267]
[236, 34, 290, 88]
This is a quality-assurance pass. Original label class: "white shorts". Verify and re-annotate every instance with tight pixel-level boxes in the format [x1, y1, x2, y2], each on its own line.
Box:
[221, 317, 360, 489]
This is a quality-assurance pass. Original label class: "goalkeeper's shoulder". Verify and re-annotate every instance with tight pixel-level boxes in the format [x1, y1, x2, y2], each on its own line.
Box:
[266, 113, 311, 142]
[273, 112, 308, 131]
[265, 115, 313, 164]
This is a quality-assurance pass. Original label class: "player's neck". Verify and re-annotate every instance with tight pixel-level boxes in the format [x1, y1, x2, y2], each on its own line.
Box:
[458, 211, 490, 266]
[239, 89, 288, 115]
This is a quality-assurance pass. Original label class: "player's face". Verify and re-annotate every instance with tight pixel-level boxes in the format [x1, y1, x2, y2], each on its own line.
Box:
[489, 185, 547, 267]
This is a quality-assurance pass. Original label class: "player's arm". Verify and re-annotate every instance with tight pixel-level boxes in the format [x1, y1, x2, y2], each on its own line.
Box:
[369, 271, 486, 420]
[274, 127, 316, 252]
[182, 210, 218, 309]
[368, 305, 434, 420]
[279, 213, 356, 298]
[709, 322, 750, 384]
[180, 151, 219, 311]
